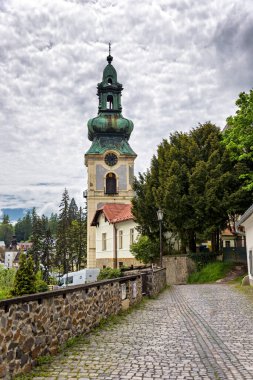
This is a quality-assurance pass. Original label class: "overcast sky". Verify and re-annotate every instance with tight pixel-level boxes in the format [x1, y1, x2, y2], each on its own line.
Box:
[1, 0, 253, 219]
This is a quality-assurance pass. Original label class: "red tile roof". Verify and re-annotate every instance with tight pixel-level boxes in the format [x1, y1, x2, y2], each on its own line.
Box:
[91, 203, 133, 226]
[222, 228, 235, 236]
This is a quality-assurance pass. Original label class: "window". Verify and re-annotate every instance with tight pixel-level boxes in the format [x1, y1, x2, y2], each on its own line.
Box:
[119, 230, 123, 249]
[107, 95, 113, 109]
[130, 228, 134, 245]
[66, 276, 73, 285]
[105, 173, 117, 194]
[102, 233, 107, 251]
[225, 241, 230, 248]
[108, 78, 112, 85]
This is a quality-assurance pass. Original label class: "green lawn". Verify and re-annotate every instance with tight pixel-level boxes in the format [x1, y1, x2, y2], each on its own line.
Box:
[188, 262, 233, 284]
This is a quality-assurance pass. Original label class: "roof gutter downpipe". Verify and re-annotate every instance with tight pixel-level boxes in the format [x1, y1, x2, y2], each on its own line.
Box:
[113, 223, 118, 269]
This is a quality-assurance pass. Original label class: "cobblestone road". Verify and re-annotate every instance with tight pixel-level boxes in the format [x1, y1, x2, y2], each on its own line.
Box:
[31, 285, 253, 380]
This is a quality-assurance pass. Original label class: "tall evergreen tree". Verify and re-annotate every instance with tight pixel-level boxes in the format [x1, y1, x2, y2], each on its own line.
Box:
[48, 213, 58, 237]
[69, 207, 87, 270]
[15, 211, 32, 242]
[41, 227, 54, 282]
[29, 208, 44, 272]
[0, 214, 13, 247]
[68, 198, 78, 223]
[56, 189, 70, 273]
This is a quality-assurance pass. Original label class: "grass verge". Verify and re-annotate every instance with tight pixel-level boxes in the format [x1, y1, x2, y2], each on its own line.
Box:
[188, 262, 233, 284]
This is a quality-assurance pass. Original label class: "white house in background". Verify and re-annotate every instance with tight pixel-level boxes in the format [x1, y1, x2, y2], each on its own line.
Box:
[236, 204, 253, 285]
[91, 203, 141, 269]
[5, 251, 18, 269]
[221, 228, 246, 249]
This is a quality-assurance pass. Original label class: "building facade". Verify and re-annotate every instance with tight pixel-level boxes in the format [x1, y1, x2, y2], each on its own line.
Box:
[236, 204, 253, 285]
[91, 203, 140, 268]
[85, 52, 137, 268]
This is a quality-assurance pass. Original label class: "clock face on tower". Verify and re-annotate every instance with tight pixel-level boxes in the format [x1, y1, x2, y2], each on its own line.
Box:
[104, 152, 118, 166]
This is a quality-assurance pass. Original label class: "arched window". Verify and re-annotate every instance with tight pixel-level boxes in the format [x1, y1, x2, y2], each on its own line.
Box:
[107, 95, 113, 110]
[105, 173, 117, 194]
[108, 78, 112, 85]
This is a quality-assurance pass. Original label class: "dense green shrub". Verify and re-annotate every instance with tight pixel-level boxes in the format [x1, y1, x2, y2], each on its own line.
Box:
[130, 235, 159, 264]
[35, 271, 49, 292]
[188, 262, 233, 284]
[0, 267, 16, 300]
[188, 252, 219, 271]
[97, 267, 122, 280]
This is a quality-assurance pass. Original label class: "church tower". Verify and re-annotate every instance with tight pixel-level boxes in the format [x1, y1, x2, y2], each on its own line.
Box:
[85, 49, 137, 268]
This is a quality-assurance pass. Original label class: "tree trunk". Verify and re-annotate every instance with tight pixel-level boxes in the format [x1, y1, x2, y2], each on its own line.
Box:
[188, 230, 196, 253]
[211, 229, 220, 253]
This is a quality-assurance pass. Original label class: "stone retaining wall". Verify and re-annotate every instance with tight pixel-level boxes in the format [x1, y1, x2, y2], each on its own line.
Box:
[163, 255, 196, 284]
[142, 268, 166, 297]
[0, 275, 142, 379]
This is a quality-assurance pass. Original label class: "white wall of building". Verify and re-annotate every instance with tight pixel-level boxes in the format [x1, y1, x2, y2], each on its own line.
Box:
[222, 238, 236, 248]
[4, 251, 17, 268]
[116, 219, 138, 259]
[96, 214, 138, 260]
[96, 214, 114, 259]
[243, 216, 253, 285]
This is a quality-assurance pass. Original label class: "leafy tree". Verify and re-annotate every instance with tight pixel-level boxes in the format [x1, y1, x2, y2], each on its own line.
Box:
[12, 253, 36, 296]
[132, 156, 161, 241]
[130, 235, 160, 264]
[223, 90, 253, 190]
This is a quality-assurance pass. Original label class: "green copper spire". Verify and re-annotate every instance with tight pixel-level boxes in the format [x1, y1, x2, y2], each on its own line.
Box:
[86, 48, 135, 156]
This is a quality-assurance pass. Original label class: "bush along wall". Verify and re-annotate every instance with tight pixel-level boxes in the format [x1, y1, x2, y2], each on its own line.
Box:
[188, 252, 220, 271]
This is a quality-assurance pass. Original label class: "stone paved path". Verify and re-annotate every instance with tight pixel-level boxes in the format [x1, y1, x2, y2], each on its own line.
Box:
[31, 285, 253, 380]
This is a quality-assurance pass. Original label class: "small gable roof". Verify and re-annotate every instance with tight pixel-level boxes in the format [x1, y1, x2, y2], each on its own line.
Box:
[91, 203, 133, 226]
[222, 228, 235, 236]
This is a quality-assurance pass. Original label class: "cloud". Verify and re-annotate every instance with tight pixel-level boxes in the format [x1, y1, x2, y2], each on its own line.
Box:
[0, 0, 253, 215]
